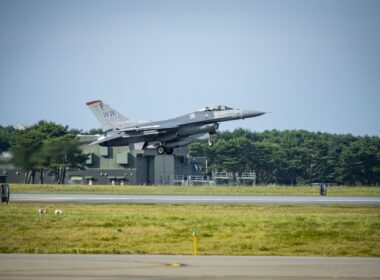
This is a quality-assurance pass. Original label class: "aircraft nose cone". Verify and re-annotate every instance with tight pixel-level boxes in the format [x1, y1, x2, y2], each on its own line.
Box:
[242, 110, 266, 118]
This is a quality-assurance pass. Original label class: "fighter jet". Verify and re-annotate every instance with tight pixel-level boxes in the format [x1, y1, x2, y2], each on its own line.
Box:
[86, 100, 265, 154]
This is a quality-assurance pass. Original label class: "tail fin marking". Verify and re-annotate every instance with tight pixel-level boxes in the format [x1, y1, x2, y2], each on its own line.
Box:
[86, 100, 129, 132]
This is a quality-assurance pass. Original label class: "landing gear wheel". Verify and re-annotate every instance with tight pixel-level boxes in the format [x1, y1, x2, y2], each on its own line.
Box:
[165, 148, 174, 155]
[157, 146, 165, 155]
[208, 140, 214, 147]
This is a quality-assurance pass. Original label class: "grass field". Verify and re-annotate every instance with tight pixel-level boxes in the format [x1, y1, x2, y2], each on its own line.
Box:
[9, 184, 380, 196]
[1, 203, 379, 256]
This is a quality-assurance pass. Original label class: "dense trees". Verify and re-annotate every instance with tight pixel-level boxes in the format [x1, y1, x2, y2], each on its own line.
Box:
[10, 121, 87, 184]
[190, 129, 380, 186]
[1, 124, 99, 184]
[0, 125, 16, 154]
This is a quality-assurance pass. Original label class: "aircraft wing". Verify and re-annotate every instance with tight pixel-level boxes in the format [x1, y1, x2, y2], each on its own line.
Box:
[90, 124, 179, 145]
[89, 134, 121, 145]
[116, 124, 179, 133]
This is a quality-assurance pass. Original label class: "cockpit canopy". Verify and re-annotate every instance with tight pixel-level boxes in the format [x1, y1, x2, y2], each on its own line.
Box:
[198, 105, 234, 112]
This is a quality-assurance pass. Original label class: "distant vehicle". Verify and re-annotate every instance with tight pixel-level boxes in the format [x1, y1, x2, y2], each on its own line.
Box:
[1, 184, 10, 204]
[86, 100, 265, 154]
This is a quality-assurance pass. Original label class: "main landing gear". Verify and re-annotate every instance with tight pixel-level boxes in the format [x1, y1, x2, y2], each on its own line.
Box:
[157, 146, 173, 155]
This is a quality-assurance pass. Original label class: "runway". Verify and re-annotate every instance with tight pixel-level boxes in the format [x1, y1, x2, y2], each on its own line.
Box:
[11, 193, 380, 205]
[0, 254, 379, 280]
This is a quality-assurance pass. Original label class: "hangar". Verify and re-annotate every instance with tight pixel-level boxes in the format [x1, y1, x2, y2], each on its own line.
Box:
[0, 135, 205, 185]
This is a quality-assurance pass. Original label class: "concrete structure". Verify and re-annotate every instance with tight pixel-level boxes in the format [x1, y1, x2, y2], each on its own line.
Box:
[0, 135, 205, 185]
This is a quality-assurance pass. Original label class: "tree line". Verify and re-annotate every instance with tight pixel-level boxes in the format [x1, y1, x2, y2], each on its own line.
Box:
[190, 129, 380, 186]
[0, 122, 87, 184]
[1, 124, 379, 185]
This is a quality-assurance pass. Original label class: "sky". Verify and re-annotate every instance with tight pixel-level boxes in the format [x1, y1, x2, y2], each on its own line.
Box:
[0, 0, 379, 135]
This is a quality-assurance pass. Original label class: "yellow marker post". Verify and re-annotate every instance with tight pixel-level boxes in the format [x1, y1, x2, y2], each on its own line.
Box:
[192, 230, 197, 256]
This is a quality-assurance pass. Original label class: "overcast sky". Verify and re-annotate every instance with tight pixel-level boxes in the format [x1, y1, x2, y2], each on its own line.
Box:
[1, 0, 379, 135]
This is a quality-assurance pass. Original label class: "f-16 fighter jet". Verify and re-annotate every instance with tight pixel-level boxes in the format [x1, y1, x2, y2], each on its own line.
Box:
[86, 100, 265, 154]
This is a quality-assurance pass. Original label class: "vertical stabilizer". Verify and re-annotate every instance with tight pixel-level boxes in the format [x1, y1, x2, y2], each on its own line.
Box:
[86, 100, 129, 132]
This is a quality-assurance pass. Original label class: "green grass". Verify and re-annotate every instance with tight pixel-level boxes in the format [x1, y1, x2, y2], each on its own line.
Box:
[1, 203, 379, 256]
[9, 183, 380, 196]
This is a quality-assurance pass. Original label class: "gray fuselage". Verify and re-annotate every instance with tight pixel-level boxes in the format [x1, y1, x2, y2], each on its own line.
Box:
[101, 108, 263, 148]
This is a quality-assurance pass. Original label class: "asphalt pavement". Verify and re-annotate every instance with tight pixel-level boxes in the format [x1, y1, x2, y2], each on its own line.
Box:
[0, 254, 379, 280]
[10, 193, 380, 205]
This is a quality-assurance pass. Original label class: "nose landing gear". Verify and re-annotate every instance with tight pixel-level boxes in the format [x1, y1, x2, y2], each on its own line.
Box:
[208, 135, 214, 147]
